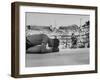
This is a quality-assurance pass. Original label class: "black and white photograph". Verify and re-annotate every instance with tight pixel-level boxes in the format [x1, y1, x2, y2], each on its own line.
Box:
[25, 12, 90, 67]
[11, 2, 97, 78]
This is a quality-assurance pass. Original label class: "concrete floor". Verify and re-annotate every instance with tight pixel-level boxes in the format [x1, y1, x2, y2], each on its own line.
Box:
[25, 48, 89, 67]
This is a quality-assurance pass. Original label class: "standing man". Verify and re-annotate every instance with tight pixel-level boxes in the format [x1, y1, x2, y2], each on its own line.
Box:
[52, 36, 60, 52]
[71, 33, 77, 48]
[65, 38, 68, 48]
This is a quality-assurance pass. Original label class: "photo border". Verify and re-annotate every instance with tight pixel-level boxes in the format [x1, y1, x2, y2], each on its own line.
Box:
[11, 2, 98, 78]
